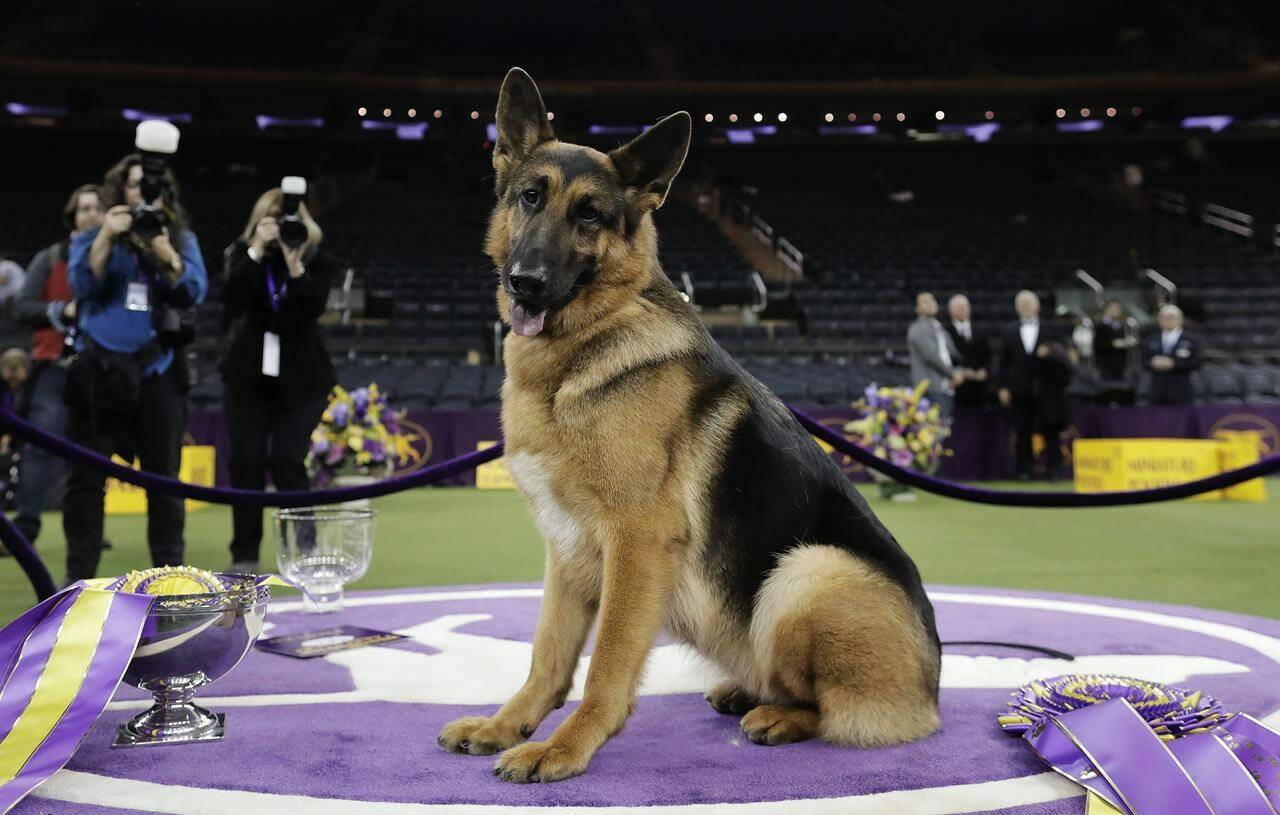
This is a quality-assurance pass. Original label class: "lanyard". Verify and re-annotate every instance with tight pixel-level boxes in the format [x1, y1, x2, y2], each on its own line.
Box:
[265, 262, 287, 312]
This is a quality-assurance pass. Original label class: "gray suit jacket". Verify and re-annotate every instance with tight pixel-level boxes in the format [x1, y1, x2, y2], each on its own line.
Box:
[907, 316, 960, 394]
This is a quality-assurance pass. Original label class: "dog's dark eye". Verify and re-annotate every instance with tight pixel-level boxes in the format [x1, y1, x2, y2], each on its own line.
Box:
[521, 188, 539, 206]
[578, 204, 600, 224]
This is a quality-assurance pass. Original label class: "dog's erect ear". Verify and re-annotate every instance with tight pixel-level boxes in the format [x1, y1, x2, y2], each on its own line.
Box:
[494, 67, 554, 190]
[609, 111, 691, 213]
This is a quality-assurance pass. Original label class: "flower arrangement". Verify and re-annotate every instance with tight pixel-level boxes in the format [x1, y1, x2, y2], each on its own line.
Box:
[844, 382, 951, 497]
[306, 384, 416, 487]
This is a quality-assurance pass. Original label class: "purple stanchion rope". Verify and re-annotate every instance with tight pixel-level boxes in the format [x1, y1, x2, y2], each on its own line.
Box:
[3, 404, 1278, 600]
[791, 407, 1280, 507]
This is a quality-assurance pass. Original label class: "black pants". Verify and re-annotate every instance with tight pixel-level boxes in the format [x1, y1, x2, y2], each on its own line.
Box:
[225, 385, 325, 564]
[1012, 396, 1064, 477]
[63, 363, 186, 582]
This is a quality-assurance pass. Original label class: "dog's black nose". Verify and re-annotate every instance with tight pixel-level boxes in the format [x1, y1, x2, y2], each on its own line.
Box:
[508, 269, 547, 299]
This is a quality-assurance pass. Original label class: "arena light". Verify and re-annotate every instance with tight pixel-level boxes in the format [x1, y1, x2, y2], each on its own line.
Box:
[753, 113, 763, 122]
[935, 110, 945, 121]
[1055, 108, 1066, 119]
[896, 112, 906, 122]
[1080, 107, 1091, 118]
[872, 112, 881, 122]
[939, 122, 1000, 143]
[1132, 106, 1143, 116]
[470, 110, 480, 120]
[1106, 107, 1117, 118]
[847, 113, 857, 122]
[984, 110, 995, 120]
[121, 108, 193, 124]
[704, 113, 714, 123]
[777, 112, 787, 122]
[1056, 120, 1103, 133]
[357, 106, 367, 117]
[728, 113, 738, 123]
[726, 128, 756, 144]
[395, 123, 427, 140]
[1181, 115, 1234, 133]
[433, 109, 443, 119]
[382, 108, 391, 118]
[587, 124, 643, 135]
[547, 111, 555, 121]
[407, 108, 417, 118]
[6, 102, 68, 117]
[824, 113, 833, 122]
[255, 115, 324, 131]
[820, 124, 878, 136]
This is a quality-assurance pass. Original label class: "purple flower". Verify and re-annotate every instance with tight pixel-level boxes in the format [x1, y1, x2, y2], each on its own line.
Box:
[332, 402, 349, 427]
[312, 469, 333, 488]
[324, 444, 345, 466]
[364, 439, 385, 461]
[892, 447, 914, 468]
[309, 439, 329, 456]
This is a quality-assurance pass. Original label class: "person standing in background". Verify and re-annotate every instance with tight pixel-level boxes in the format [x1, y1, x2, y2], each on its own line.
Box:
[997, 290, 1074, 481]
[10, 184, 105, 548]
[0, 256, 26, 318]
[1093, 299, 1131, 384]
[944, 293, 988, 407]
[907, 291, 963, 418]
[221, 185, 336, 574]
[1143, 304, 1201, 406]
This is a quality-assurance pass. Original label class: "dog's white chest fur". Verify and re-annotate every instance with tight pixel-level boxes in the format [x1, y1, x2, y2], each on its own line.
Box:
[507, 451, 585, 561]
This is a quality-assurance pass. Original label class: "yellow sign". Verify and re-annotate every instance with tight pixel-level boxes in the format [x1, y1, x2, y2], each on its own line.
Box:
[474, 441, 515, 489]
[1214, 429, 1267, 503]
[105, 446, 216, 515]
[1073, 437, 1265, 502]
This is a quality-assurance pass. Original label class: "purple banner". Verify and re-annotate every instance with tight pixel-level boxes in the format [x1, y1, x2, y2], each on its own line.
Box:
[185, 404, 1280, 486]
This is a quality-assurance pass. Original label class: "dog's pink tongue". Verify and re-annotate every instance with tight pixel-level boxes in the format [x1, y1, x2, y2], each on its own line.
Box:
[510, 302, 547, 337]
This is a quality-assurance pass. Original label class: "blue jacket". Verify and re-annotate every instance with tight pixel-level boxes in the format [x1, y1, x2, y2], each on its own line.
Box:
[69, 227, 207, 377]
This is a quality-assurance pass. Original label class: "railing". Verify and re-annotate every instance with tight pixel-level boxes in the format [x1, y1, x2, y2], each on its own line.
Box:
[1201, 202, 1254, 238]
[776, 236, 804, 277]
[748, 271, 768, 314]
[680, 271, 696, 306]
[1143, 268, 1177, 306]
[1074, 269, 1104, 308]
[1149, 188, 1188, 216]
[751, 214, 774, 247]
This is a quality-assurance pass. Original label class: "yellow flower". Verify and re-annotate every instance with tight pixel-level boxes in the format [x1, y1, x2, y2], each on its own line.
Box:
[874, 447, 887, 459]
[876, 410, 888, 423]
[348, 436, 364, 451]
[918, 429, 934, 446]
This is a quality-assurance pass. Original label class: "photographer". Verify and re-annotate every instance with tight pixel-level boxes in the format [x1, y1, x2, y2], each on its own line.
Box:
[221, 181, 335, 573]
[9, 184, 105, 548]
[63, 122, 207, 582]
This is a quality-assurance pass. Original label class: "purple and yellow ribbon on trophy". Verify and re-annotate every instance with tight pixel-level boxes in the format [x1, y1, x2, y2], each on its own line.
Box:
[1000, 674, 1280, 814]
[0, 567, 288, 814]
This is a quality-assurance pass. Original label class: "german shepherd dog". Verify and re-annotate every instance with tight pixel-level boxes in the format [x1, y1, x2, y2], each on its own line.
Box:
[438, 68, 941, 783]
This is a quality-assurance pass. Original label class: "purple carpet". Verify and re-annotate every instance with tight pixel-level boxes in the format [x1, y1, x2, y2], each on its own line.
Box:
[18, 584, 1280, 814]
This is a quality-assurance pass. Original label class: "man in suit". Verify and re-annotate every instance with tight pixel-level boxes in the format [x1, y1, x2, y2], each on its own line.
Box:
[907, 291, 962, 417]
[945, 293, 989, 407]
[997, 290, 1074, 481]
[1093, 299, 1132, 383]
[1143, 304, 1201, 406]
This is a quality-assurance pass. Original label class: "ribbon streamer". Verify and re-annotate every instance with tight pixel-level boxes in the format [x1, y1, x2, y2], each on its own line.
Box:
[1006, 676, 1280, 815]
[0, 585, 153, 814]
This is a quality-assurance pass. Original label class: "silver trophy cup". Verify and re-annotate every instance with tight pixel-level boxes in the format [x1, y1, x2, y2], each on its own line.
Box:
[113, 574, 270, 748]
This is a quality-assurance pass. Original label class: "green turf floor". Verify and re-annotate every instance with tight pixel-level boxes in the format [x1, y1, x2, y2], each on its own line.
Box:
[4, 482, 1278, 623]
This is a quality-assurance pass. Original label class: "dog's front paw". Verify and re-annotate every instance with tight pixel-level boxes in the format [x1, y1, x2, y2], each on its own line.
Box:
[438, 715, 528, 756]
[493, 740, 590, 783]
[705, 681, 758, 716]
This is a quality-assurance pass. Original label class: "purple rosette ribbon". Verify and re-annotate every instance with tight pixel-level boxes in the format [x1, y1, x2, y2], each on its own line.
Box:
[999, 674, 1279, 814]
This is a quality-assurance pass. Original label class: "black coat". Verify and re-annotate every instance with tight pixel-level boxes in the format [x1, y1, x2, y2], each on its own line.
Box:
[1093, 319, 1129, 382]
[1142, 330, 1202, 406]
[944, 321, 990, 406]
[220, 239, 337, 406]
[996, 320, 1074, 426]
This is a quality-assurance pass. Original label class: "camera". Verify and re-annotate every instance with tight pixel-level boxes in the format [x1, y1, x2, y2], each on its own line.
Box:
[130, 120, 180, 241]
[278, 176, 309, 249]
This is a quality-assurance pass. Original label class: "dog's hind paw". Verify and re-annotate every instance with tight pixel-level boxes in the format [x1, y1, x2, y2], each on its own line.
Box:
[705, 681, 758, 716]
[493, 740, 590, 783]
[438, 715, 528, 755]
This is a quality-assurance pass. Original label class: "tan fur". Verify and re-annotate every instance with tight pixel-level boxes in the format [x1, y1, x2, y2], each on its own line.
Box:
[441, 72, 937, 782]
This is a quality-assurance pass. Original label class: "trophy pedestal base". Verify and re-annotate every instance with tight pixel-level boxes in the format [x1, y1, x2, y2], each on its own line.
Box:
[112, 712, 225, 748]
